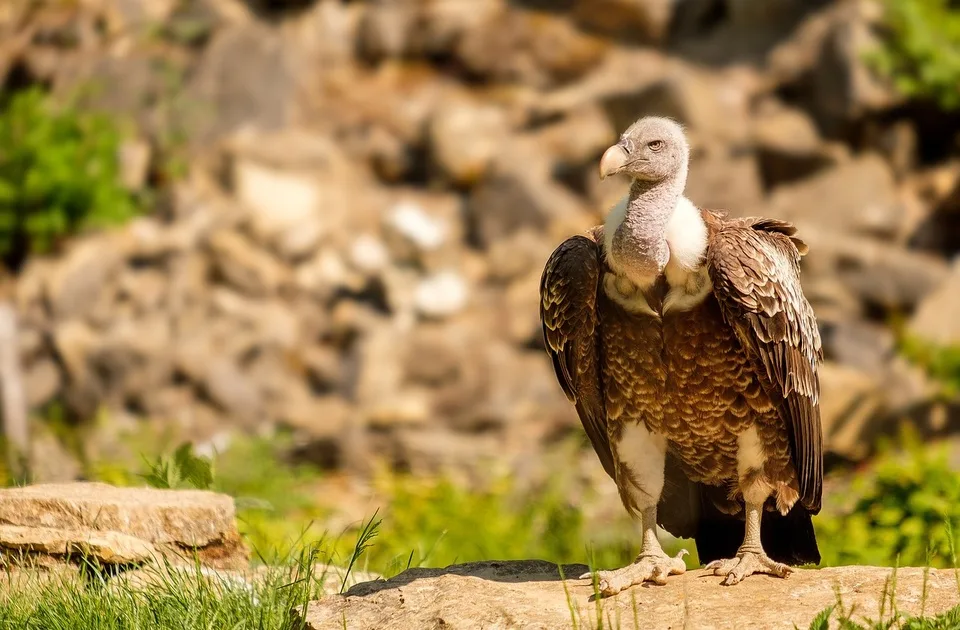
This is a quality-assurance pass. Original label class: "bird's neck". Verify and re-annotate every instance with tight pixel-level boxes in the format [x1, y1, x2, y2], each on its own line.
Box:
[608, 175, 685, 288]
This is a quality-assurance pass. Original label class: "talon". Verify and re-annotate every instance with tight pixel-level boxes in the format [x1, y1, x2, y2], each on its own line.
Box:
[587, 553, 687, 597]
[578, 571, 593, 580]
[707, 550, 792, 585]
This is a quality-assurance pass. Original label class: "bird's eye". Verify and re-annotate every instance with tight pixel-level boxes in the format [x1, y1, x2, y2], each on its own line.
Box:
[648, 140, 665, 152]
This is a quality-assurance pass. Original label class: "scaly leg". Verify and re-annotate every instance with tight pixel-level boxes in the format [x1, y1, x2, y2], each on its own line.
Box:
[579, 506, 687, 596]
[704, 501, 792, 585]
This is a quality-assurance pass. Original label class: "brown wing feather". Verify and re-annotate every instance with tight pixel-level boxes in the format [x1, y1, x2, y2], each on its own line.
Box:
[707, 217, 823, 513]
[539, 233, 614, 479]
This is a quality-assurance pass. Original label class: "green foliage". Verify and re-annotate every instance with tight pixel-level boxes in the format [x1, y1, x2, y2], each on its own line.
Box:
[900, 337, 960, 398]
[125, 434, 334, 563]
[140, 443, 214, 490]
[870, 0, 960, 110]
[817, 426, 960, 568]
[0, 545, 330, 630]
[0, 87, 138, 266]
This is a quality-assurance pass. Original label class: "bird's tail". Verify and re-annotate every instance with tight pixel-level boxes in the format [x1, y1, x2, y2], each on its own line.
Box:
[694, 503, 820, 566]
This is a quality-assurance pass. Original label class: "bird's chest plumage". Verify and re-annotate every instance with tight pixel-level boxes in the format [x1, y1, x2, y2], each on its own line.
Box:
[599, 289, 777, 483]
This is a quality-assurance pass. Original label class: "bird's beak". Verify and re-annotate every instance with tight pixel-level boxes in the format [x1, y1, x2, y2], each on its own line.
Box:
[599, 144, 628, 180]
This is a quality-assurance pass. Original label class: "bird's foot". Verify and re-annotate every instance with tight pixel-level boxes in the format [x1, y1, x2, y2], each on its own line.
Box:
[704, 549, 792, 586]
[579, 550, 688, 597]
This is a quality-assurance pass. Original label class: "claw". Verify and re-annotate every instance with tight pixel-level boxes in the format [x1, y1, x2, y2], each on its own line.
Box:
[707, 550, 792, 585]
[582, 550, 688, 597]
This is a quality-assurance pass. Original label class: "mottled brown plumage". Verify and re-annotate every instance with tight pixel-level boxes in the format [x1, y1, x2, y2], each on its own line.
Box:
[540, 117, 823, 594]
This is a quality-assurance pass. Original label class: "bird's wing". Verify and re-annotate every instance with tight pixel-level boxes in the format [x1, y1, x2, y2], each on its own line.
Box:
[707, 217, 823, 513]
[540, 232, 614, 479]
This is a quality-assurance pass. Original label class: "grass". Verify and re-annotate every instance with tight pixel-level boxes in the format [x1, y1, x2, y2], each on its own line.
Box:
[0, 546, 331, 629]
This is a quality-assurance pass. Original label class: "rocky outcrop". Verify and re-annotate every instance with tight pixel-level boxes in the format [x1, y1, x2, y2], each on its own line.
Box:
[0, 483, 247, 570]
[296, 560, 960, 630]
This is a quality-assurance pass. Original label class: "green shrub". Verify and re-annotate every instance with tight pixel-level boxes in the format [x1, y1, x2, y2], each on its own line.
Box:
[871, 0, 960, 110]
[900, 337, 960, 398]
[817, 426, 960, 568]
[0, 87, 139, 267]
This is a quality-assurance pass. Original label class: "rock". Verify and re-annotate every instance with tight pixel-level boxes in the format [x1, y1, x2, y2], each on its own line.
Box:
[457, 7, 608, 88]
[908, 259, 960, 347]
[296, 561, 960, 630]
[382, 191, 464, 269]
[805, 0, 899, 133]
[185, 23, 293, 144]
[818, 236, 950, 311]
[98, 0, 178, 35]
[751, 99, 844, 186]
[52, 320, 103, 418]
[685, 146, 765, 213]
[118, 138, 152, 191]
[821, 318, 895, 375]
[207, 230, 290, 296]
[485, 229, 553, 284]
[601, 64, 753, 146]
[356, 0, 419, 61]
[0, 483, 247, 569]
[200, 358, 265, 427]
[23, 358, 61, 408]
[45, 237, 126, 320]
[768, 155, 907, 239]
[233, 160, 324, 260]
[527, 104, 616, 175]
[428, 97, 509, 187]
[28, 427, 82, 483]
[467, 170, 589, 248]
[229, 129, 350, 260]
[819, 361, 883, 461]
[571, 0, 677, 44]
[89, 315, 175, 407]
[414, 271, 469, 319]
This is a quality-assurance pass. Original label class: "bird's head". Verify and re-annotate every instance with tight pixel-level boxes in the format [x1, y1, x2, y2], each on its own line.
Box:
[599, 116, 689, 182]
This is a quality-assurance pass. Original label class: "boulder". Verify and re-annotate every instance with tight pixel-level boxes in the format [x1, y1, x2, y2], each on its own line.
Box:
[571, 0, 677, 44]
[751, 99, 845, 186]
[908, 259, 960, 347]
[45, 237, 127, 320]
[816, 236, 950, 312]
[768, 155, 908, 239]
[819, 361, 883, 461]
[207, 229, 291, 297]
[428, 97, 510, 187]
[184, 23, 293, 144]
[296, 561, 960, 630]
[685, 146, 765, 213]
[0, 483, 247, 570]
[467, 169, 589, 248]
[456, 7, 608, 88]
[601, 64, 754, 146]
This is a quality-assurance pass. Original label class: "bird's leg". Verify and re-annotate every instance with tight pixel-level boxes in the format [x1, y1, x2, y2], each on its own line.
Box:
[704, 501, 792, 585]
[579, 506, 688, 596]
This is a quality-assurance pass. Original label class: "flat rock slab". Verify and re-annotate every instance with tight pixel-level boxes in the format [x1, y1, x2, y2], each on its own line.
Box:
[296, 560, 960, 630]
[0, 525, 156, 564]
[0, 483, 247, 569]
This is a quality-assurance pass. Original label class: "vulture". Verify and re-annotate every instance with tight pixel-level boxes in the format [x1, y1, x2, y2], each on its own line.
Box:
[539, 116, 822, 595]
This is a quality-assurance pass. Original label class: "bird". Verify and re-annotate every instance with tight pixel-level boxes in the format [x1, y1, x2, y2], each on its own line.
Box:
[539, 116, 822, 596]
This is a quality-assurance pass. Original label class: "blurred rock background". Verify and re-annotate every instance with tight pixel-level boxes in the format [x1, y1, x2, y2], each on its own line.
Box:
[1, 0, 960, 559]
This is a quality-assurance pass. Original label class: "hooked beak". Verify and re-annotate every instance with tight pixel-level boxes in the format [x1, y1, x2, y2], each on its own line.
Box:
[599, 144, 628, 180]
